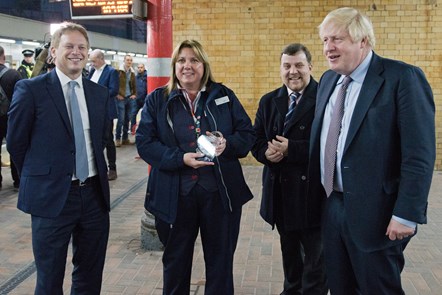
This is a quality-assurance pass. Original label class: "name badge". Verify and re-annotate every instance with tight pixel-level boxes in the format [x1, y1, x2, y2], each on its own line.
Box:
[215, 96, 230, 105]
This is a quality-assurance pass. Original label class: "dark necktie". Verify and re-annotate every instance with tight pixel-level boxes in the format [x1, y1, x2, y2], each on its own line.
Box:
[283, 92, 299, 135]
[323, 76, 352, 197]
[68, 81, 89, 182]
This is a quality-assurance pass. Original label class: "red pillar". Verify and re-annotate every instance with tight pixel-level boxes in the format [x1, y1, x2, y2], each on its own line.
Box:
[147, 0, 173, 94]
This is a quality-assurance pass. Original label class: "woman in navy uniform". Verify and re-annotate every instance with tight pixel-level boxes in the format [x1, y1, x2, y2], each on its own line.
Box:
[136, 40, 255, 295]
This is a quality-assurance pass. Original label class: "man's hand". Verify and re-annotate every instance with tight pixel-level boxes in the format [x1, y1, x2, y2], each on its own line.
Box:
[265, 135, 289, 163]
[117, 94, 124, 100]
[183, 152, 215, 169]
[386, 218, 415, 241]
[271, 135, 289, 156]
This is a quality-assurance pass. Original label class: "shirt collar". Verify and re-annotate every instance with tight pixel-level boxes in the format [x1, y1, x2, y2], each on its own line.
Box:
[285, 86, 303, 98]
[338, 50, 373, 85]
[55, 67, 83, 88]
[95, 64, 106, 71]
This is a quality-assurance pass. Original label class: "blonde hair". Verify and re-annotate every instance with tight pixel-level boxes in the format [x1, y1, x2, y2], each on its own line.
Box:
[319, 7, 376, 48]
[165, 40, 215, 95]
[51, 22, 90, 49]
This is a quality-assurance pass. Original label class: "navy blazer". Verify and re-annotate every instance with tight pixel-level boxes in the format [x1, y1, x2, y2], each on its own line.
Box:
[7, 70, 111, 218]
[88, 64, 119, 119]
[308, 52, 435, 251]
[252, 78, 321, 230]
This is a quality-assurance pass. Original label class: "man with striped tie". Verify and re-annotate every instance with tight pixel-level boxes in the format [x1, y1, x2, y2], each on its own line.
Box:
[252, 43, 327, 295]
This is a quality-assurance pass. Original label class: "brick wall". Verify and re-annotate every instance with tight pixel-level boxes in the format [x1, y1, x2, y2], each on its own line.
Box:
[171, 0, 442, 167]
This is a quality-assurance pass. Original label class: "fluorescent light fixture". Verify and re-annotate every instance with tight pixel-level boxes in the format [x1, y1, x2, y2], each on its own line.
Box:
[128, 52, 135, 56]
[117, 51, 127, 56]
[0, 38, 16, 44]
[143, 55, 148, 58]
[22, 41, 41, 47]
[50, 23, 62, 35]
[135, 54, 144, 57]
[106, 50, 116, 55]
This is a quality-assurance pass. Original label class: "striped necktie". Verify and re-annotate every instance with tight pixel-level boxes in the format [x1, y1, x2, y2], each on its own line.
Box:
[283, 92, 299, 135]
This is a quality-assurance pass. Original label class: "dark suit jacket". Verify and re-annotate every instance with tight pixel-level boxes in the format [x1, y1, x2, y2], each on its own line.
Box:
[252, 78, 322, 231]
[7, 70, 111, 218]
[88, 64, 119, 119]
[309, 52, 435, 251]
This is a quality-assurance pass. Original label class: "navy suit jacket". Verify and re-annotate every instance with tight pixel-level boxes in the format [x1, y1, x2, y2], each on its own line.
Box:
[7, 70, 111, 218]
[88, 64, 119, 119]
[308, 52, 435, 251]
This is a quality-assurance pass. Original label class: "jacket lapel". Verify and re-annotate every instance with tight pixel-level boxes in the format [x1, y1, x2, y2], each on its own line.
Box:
[273, 87, 289, 134]
[98, 65, 108, 85]
[284, 78, 317, 131]
[47, 70, 73, 137]
[343, 54, 384, 154]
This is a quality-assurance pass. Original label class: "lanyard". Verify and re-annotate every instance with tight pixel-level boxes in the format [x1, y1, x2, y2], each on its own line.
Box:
[180, 90, 206, 139]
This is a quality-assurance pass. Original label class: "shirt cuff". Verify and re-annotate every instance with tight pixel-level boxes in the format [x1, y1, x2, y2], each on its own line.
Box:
[392, 215, 416, 229]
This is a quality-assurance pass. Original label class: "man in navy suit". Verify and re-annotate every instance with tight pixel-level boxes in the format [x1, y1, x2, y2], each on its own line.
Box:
[88, 49, 119, 180]
[7, 22, 110, 295]
[308, 7, 435, 294]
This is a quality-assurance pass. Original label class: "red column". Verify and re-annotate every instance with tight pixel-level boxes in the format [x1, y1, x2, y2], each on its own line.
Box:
[147, 0, 173, 94]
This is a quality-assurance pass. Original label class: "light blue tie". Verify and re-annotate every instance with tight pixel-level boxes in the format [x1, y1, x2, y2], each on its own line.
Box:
[68, 81, 89, 182]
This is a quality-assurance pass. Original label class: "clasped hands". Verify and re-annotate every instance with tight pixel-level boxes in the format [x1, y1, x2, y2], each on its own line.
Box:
[265, 135, 289, 163]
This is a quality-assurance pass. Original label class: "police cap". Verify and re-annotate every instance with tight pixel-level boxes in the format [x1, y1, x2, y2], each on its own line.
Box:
[22, 49, 34, 57]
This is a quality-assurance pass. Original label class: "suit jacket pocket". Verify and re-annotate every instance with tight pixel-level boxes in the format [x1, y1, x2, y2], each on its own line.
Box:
[22, 165, 51, 176]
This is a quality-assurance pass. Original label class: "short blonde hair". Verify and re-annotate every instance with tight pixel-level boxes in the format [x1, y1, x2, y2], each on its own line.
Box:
[51, 22, 90, 49]
[319, 7, 376, 48]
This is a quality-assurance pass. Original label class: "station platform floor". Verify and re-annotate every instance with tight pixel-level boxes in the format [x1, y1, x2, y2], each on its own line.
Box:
[1, 139, 442, 294]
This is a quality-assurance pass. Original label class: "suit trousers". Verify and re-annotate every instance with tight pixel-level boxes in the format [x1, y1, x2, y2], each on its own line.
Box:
[155, 184, 242, 295]
[31, 179, 109, 295]
[323, 191, 406, 295]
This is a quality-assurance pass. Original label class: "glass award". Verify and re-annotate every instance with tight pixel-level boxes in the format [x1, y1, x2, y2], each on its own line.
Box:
[196, 131, 223, 162]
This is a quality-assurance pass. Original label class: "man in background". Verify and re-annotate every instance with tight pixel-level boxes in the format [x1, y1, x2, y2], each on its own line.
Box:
[252, 43, 327, 295]
[115, 54, 136, 147]
[131, 63, 147, 134]
[88, 49, 120, 180]
[0, 46, 21, 189]
[17, 49, 34, 79]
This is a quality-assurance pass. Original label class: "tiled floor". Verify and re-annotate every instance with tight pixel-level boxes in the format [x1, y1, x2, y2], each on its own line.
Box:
[1, 142, 442, 294]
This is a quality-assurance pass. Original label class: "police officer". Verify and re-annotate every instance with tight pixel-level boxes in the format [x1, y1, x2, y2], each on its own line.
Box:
[18, 49, 34, 79]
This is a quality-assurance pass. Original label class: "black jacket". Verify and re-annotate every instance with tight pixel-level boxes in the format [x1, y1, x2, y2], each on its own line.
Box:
[252, 78, 322, 230]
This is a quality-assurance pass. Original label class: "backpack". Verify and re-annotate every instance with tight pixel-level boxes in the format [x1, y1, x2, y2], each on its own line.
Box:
[0, 67, 10, 117]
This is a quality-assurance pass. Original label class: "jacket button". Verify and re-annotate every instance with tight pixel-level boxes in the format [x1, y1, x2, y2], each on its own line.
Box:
[301, 175, 307, 180]
[273, 126, 277, 131]
[299, 125, 305, 130]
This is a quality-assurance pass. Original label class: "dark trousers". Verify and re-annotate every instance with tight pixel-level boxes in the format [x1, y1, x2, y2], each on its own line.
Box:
[31, 179, 109, 295]
[275, 224, 327, 295]
[105, 120, 116, 170]
[0, 115, 20, 185]
[155, 184, 242, 295]
[323, 191, 406, 295]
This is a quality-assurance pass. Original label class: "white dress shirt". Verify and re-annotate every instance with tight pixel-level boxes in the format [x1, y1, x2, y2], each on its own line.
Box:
[56, 68, 97, 179]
